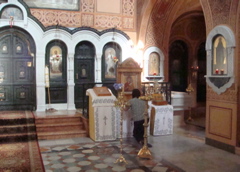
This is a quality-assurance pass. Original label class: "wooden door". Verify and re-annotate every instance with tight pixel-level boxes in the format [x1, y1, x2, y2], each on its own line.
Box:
[0, 28, 36, 110]
[74, 41, 95, 108]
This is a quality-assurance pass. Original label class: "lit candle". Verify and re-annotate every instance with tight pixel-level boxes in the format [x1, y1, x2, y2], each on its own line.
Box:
[153, 72, 156, 76]
[215, 69, 219, 74]
[220, 69, 224, 75]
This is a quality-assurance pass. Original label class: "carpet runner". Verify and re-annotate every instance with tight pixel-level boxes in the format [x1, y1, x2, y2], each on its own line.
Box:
[0, 111, 45, 171]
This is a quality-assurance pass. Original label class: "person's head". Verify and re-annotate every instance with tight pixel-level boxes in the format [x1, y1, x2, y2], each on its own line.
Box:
[132, 89, 141, 98]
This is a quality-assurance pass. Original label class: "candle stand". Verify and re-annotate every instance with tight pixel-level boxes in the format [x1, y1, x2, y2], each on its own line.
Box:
[186, 83, 194, 122]
[138, 96, 153, 159]
[114, 91, 128, 164]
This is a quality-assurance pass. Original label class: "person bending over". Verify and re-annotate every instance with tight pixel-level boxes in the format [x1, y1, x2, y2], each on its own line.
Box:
[127, 89, 148, 145]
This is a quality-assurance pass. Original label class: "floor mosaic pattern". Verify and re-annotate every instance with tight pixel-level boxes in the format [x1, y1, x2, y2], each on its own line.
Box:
[41, 139, 184, 172]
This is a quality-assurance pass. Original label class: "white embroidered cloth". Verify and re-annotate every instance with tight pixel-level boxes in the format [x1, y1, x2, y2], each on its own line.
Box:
[86, 89, 116, 107]
[149, 102, 174, 136]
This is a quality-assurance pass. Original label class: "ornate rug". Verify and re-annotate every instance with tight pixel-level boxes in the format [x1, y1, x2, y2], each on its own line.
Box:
[0, 111, 36, 143]
[0, 111, 45, 171]
[41, 140, 185, 172]
[0, 141, 45, 171]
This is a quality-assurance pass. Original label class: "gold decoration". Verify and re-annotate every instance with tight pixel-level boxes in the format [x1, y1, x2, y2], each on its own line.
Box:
[137, 96, 152, 159]
[186, 83, 194, 122]
[186, 83, 194, 94]
[114, 91, 129, 164]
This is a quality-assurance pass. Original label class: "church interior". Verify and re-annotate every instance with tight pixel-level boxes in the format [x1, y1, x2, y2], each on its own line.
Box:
[0, 0, 240, 171]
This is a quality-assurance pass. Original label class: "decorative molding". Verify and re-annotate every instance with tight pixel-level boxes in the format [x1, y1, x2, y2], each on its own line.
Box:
[208, 0, 230, 26]
[81, 0, 94, 13]
[207, 85, 237, 103]
[146, 0, 177, 48]
[123, 0, 134, 16]
[82, 13, 94, 27]
[123, 17, 134, 29]
[95, 15, 122, 29]
[24, 0, 135, 30]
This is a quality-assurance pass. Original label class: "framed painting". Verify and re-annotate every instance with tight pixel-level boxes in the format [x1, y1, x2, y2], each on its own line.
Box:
[49, 45, 63, 80]
[121, 73, 140, 93]
[24, 0, 80, 11]
[117, 58, 142, 94]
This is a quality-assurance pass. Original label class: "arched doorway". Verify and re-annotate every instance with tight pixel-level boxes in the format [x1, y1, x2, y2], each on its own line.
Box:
[0, 27, 36, 110]
[45, 40, 68, 104]
[197, 42, 206, 103]
[74, 41, 95, 108]
[169, 40, 188, 92]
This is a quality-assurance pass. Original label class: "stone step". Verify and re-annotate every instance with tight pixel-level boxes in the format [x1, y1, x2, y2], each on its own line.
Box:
[36, 123, 83, 132]
[35, 113, 88, 140]
[35, 116, 82, 124]
[0, 132, 37, 143]
[0, 118, 35, 126]
[37, 130, 87, 140]
[0, 124, 36, 134]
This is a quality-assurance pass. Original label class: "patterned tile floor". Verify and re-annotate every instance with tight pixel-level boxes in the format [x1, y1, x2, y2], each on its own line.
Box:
[40, 138, 181, 172]
[39, 124, 240, 172]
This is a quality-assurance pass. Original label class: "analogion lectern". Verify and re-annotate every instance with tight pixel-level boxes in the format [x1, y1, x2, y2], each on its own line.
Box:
[86, 87, 117, 141]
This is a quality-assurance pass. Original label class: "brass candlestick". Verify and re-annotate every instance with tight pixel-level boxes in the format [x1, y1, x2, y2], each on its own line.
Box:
[186, 83, 194, 122]
[114, 91, 128, 164]
[138, 96, 152, 159]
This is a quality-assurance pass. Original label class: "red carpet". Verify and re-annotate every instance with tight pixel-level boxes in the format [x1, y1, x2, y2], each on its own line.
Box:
[0, 111, 45, 171]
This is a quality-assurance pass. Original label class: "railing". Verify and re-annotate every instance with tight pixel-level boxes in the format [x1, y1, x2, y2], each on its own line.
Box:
[81, 82, 171, 118]
[141, 82, 171, 105]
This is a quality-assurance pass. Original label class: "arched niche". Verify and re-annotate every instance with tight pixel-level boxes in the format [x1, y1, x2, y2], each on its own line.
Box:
[45, 40, 68, 103]
[101, 42, 122, 82]
[143, 47, 164, 81]
[205, 25, 235, 94]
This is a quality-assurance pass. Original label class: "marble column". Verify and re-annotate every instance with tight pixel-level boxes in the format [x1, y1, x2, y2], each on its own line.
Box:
[95, 53, 102, 82]
[67, 53, 76, 110]
[36, 52, 47, 111]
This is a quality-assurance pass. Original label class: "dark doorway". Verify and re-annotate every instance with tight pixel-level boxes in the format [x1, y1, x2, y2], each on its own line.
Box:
[0, 27, 36, 110]
[197, 42, 206, 102]
[74, 41, 95, 108]
[169, 40, 188, 92]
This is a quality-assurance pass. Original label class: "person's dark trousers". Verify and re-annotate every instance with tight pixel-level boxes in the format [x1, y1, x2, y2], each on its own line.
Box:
[133, 119, 145, 143]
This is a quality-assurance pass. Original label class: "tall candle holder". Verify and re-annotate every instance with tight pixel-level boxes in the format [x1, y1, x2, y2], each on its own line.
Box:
[138, 96, 153, 159]
[113, 83, 129, 164]
[186, 83, 194, 122]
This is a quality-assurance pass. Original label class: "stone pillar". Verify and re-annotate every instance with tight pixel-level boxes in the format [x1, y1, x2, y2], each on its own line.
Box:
[67, 53, 76, 110]
[95, 53, 102, 82]
[36, 52, 46, 111]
